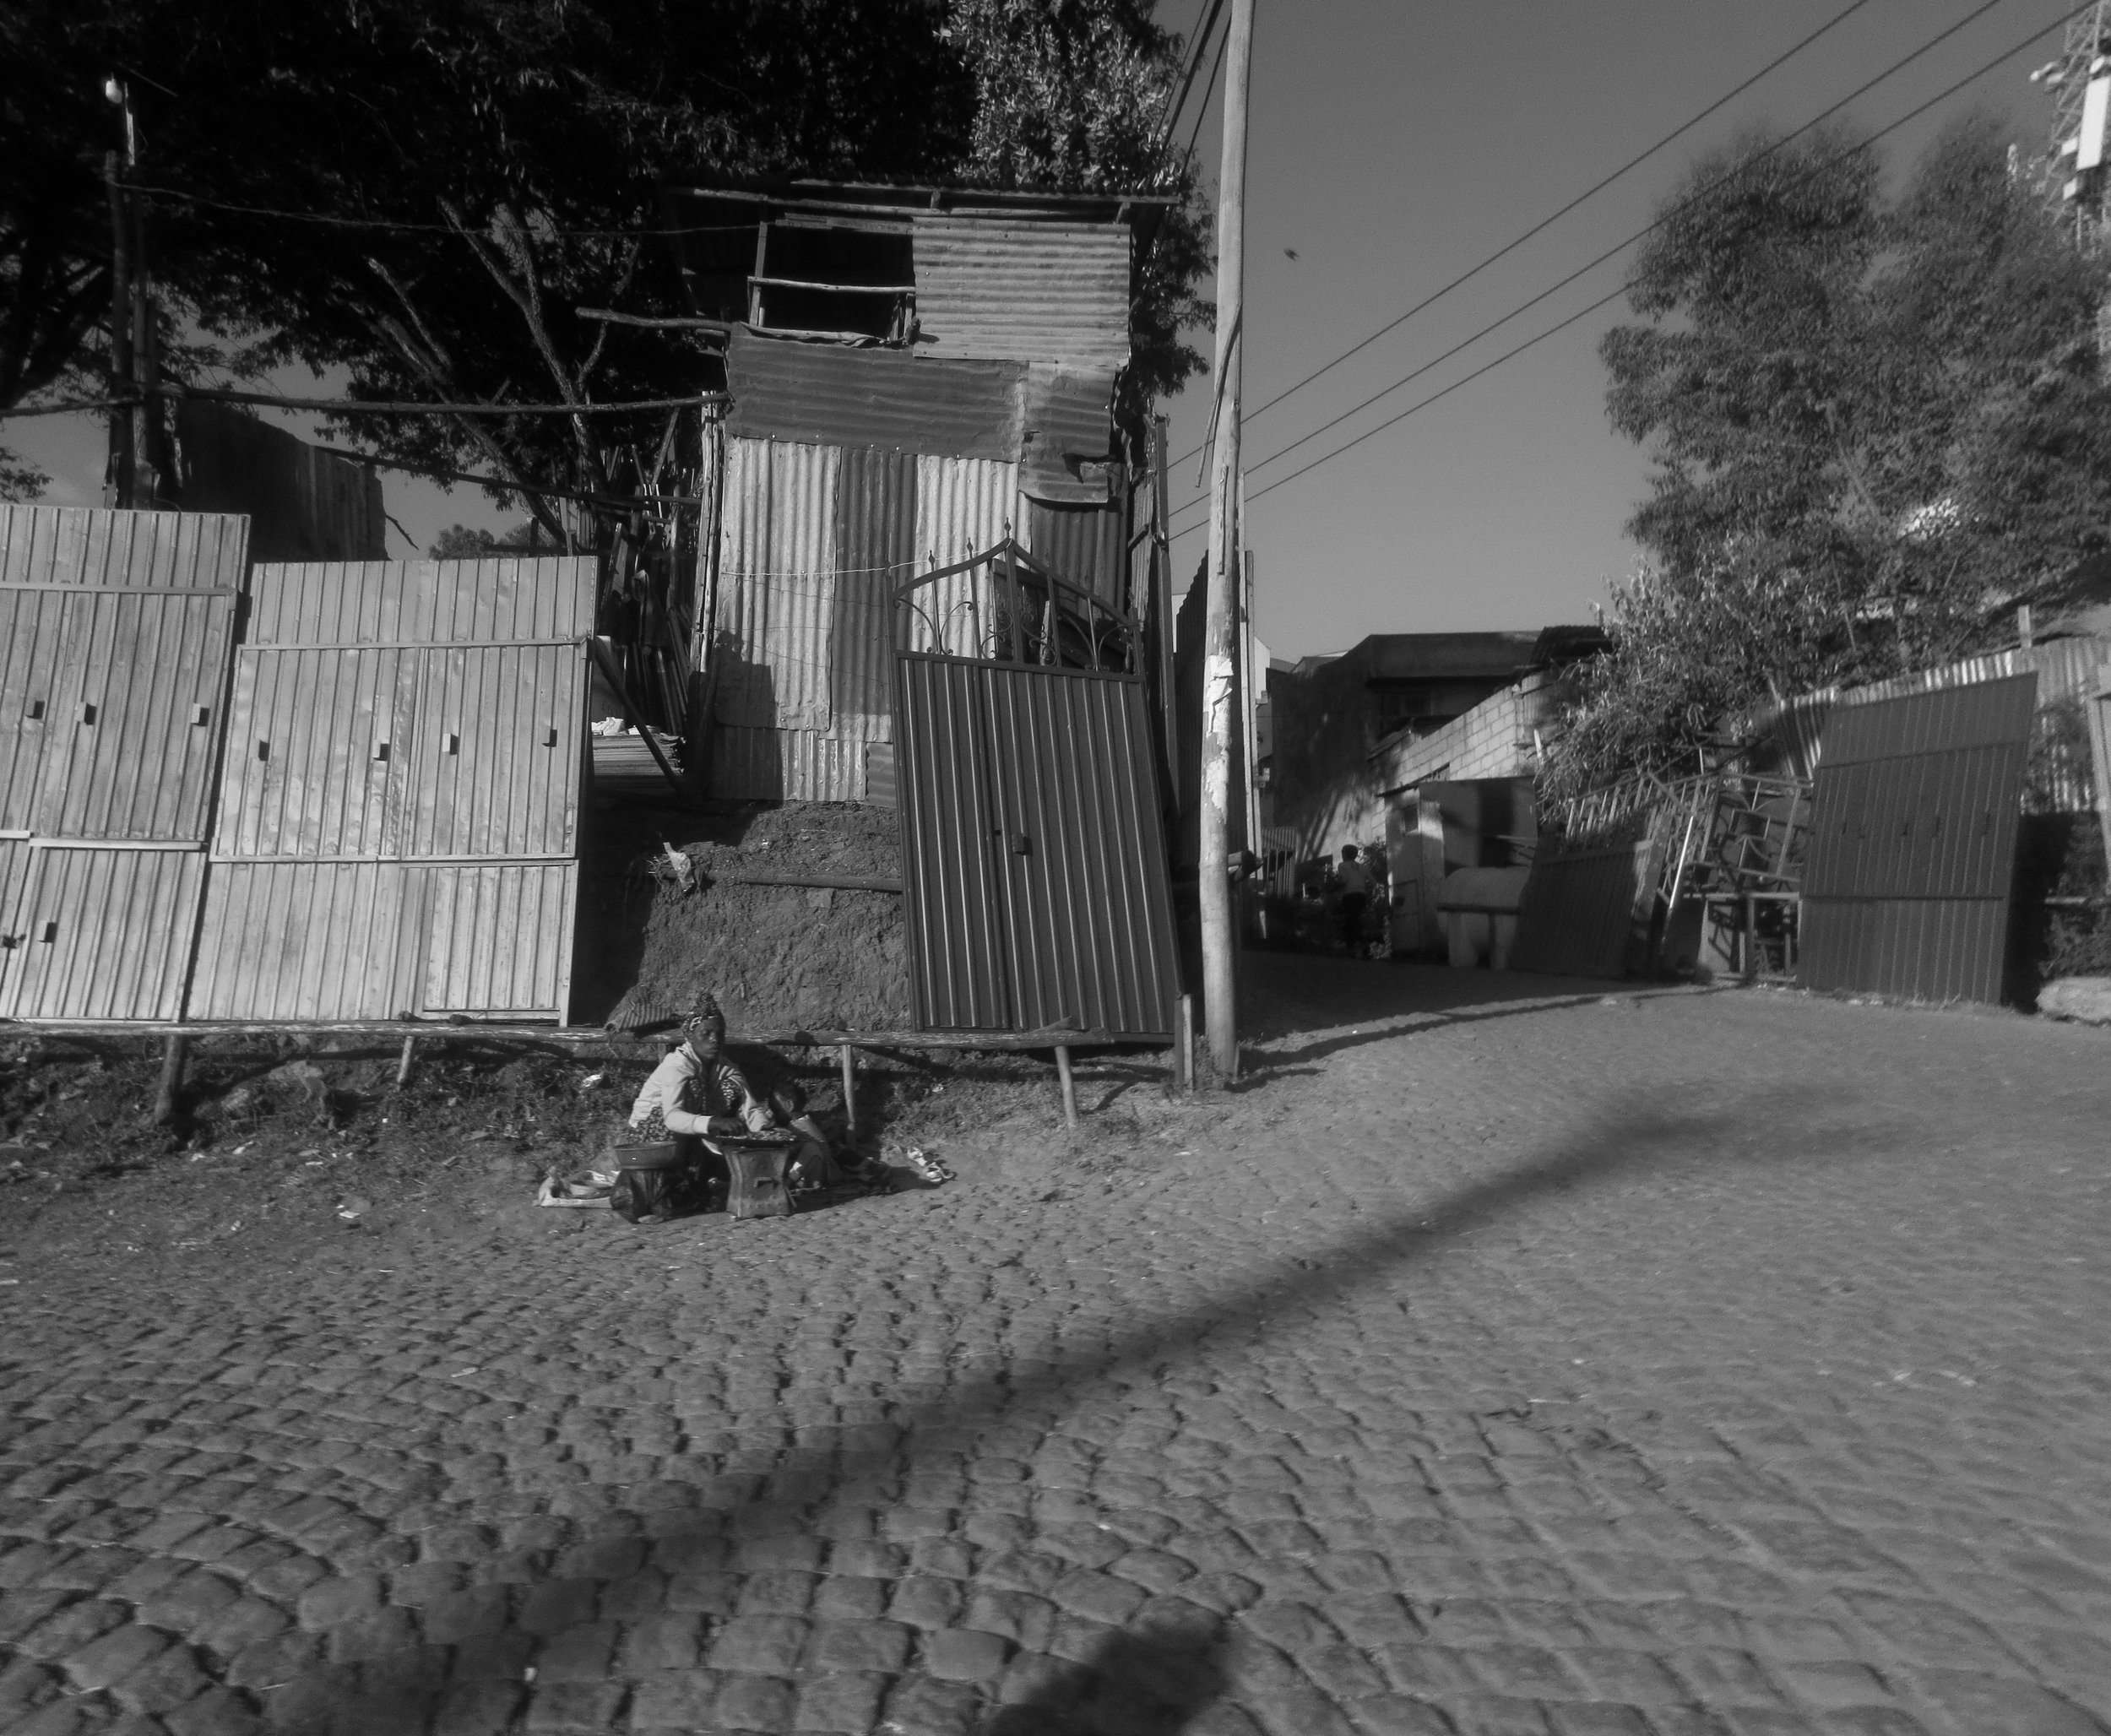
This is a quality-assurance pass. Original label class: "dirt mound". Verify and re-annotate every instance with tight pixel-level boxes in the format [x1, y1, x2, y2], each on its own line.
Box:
[605, 804, 911, 1033]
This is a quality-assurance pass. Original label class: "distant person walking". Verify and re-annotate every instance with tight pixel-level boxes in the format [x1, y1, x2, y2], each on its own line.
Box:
[1335, 845, 1374, 953]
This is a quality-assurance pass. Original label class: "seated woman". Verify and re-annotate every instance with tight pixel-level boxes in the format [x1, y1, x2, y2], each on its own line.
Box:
[624, 992, 856, 1197]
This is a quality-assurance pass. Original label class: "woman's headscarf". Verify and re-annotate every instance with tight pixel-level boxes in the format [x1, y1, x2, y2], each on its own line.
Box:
[681, 991, 725, 1045]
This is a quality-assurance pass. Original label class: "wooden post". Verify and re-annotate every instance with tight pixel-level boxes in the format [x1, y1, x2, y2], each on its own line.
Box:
[104, 150, 134, 508]
[839, 1043, 857, 1134]
[396, 1034, 417, 1088]
[1197, 0, 1256, 1086]
[153, 1033, 187, 1126]
[1744, 892, 1760, 984]
[1175, 993, 1196, 1094]
[1055, 1044, 1079, 1131]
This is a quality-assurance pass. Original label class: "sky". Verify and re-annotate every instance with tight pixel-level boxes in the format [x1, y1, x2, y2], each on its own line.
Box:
[7, 0, 2079, 658]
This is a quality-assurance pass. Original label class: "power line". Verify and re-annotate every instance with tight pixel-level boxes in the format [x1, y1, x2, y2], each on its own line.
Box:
[1169, 1, 2092, 540]
[1172, 0, 1950, 470]
[128, 186, 761, 239]
[1172, 0, 2058, 524]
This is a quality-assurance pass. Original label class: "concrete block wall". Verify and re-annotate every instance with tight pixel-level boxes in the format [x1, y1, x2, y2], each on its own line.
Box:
[1376, 670, 1563, 795]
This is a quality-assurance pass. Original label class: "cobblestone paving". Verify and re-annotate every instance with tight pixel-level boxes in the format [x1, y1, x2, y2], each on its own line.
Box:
[3, 963, 2109, 1736]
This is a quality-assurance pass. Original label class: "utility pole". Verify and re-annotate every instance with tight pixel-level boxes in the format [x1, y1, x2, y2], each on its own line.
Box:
[1197, 0, 1254, 1082]
[104, 148, 135, 509]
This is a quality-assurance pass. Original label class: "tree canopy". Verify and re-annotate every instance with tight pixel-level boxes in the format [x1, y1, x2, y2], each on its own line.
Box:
[1551, 116, 2111, 800]
[2, 0, 1209, 520]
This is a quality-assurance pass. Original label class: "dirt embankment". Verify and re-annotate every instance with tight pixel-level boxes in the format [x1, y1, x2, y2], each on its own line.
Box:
[600, 803, 910, 1033]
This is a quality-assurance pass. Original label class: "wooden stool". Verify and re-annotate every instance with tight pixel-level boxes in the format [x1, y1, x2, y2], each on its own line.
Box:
[719, 1136, 795, 1219]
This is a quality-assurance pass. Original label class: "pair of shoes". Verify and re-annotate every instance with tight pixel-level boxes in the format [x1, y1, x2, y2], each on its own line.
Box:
[901, 1147, 953, 1185]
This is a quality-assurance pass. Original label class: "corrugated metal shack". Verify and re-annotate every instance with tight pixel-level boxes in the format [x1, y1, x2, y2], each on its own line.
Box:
[661, 181, 1166, 805]
[1, 507, 248, 1020]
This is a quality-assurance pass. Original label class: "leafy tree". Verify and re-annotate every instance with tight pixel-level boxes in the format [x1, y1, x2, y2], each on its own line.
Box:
[3, 0, 1207, 520]
[1552, 117, 2111, 799]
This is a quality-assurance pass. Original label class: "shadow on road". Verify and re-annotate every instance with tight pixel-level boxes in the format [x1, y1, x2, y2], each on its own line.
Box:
[296, 1083, 1884, 1733]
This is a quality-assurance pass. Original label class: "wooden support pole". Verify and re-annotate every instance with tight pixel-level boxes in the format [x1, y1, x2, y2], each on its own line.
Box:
[1056, 1044, 1079, 1131]
[1175, 994, 1196, 1094]
[1744, 892, 1760, 984]
[104, 151, 135, 508]
[153, 1033, 187, 1126]
[839, 1043, 857, 1134]
[396, 1034, 417, 1088]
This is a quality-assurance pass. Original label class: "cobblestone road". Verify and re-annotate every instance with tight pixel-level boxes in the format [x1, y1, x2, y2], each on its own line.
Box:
[3, 962, 2109, 1736]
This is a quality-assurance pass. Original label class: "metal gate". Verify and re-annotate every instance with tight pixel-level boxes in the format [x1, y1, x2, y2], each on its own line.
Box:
[1799, 674, 2037, 1002]
[893, 540, 1179, 1038]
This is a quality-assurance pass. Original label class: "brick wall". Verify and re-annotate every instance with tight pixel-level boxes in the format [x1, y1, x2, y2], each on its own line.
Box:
[1373, 669, 1567, 795]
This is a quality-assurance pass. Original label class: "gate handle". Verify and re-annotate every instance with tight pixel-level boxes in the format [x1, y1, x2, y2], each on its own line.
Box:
[1011, 832, 1032, 856]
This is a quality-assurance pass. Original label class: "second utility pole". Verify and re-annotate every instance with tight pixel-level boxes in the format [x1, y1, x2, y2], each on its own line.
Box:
[1198, 0, 1255, 1082]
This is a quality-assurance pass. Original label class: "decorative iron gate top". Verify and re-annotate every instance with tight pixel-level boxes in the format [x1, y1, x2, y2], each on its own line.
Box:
[893, 536, 1141, 676]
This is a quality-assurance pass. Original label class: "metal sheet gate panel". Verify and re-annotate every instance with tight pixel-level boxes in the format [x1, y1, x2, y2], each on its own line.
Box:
[1507, 841, 1660, 980]
[893, 539, 1177, 1039]
[1799, 675, 2036, 1002]
[195, 556, 594, 1022]
[0, 507, 247, 1021]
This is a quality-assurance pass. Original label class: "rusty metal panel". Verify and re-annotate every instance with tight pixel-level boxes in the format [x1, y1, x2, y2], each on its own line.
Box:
[896, 658, 1012, 1031]
[0, 504, 248, 593]
[0, 844, 205, 1020]
[911, 215, 1131, 369]
[404, 645, 585, 857]
[1025, 494, 1127, 609]
[28, 589, 237, 841]
[1019, 365, 1117, 504]
[723, 328, 1023, 459]
[1507, 842, 1660, 979]
[188, 860, 417, 1021]
[1799, 675, 2035, 1002]
[980, 666, 1179, 1036]
[214, 647, 421, 859]
[245, 556, 594, 646]
[909, 456, 1017, 657]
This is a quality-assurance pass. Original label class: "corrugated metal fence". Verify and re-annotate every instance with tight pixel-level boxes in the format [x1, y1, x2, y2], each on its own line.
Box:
[1799, 675, 2037, 1003]
[0, 507, 247, 1020]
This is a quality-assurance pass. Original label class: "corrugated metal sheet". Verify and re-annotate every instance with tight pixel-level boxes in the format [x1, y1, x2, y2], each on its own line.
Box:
[910, 215, 1131, 369]
[176, 399, 387, 563]
[0, 844, 205, 1020]
[404, 646, 584, 857]
[1019, 365, 1117, 504]
[1026, 495, 1126, 610]
[724, 328, 1023, 459]
[708, 724, 866, 804]
[866, 741, 898, 811]
[713, 438, 841, 730]
[246, 556, 595, 647]
[0, 838, 29, 1005]
[0, 503, 248, 593]
[214, 647, 421, 859]
[1799, 676, 2036, 1003]
[422, 863, 578, 1013]
[895, 655, 1176, 1039]
[27, 589, 238, 841]
[896, 659, 1014, 1031]
[189, 861, 416, 1021]
[1507, 842, 1660, 979]
[832, 445, 916, 726]
[1, 588, 69, 833]
[982, 666, 1179, 1035]
[910, 456, 1018, 658]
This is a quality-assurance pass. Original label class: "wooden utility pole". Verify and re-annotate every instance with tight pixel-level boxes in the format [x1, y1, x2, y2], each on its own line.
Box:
[104, 149, 135, 509]
[1198, 0, 1254, 1082]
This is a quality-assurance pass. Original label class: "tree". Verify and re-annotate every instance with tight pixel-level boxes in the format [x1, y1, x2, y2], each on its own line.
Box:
[1551, 117, 2111, 800]
[3, 0, 1206, 517]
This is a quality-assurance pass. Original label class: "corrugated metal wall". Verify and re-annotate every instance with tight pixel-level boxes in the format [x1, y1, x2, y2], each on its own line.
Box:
[723, 330, 1023, 458]
[708, 439, 1021, 801]
[895, 656, 1178, 1039]
[196, 556, 593, 1021]
[911, 216, 1131, 369]
[911, 453, 1017, 660]
[1799, 676, 2036, 1003]
[0, 507, 247, 1021]
[176, 400, 387, 564]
